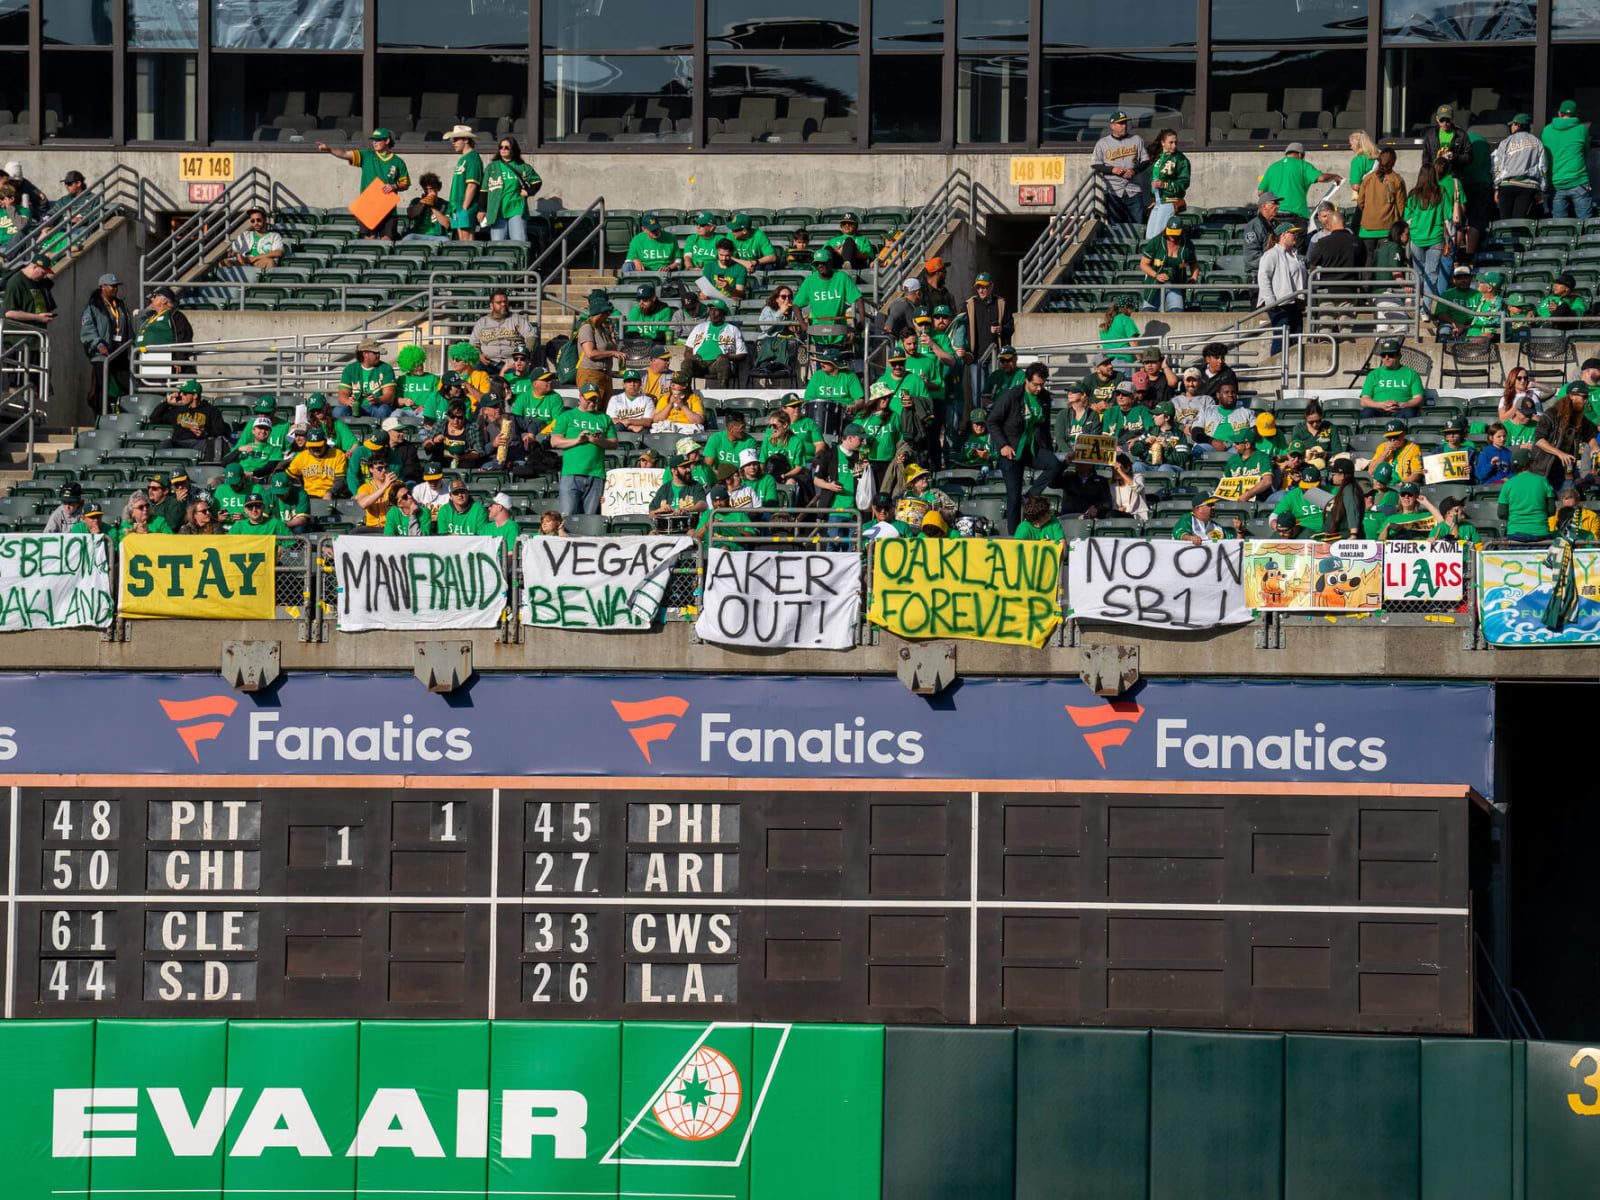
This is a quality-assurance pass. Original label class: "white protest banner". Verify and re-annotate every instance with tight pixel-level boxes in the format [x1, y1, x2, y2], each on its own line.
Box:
[1066, 537, 1248, 629]
[695, 548, 862, 649]
[1423, 451, 1470, 484]
[1068, 534, 1254, 630]
[520, 535, 695, 629]
[0, 533, 113, 630]
[1072, 433, 1116, 465]
[1382, 541, 1465, 603]
[333, 535, 506, 631]
[602, 467, 660, 517]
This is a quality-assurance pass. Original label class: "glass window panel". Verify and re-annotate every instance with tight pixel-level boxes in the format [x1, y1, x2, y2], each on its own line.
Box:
[380, 0, 528, 47]
[1382, 0, 1536, 41]
[129, 0, 198, 48]
[542, 0, 692, 51]
[211, 0, 363, 50]
[44, 0, 112, 46]
[0, 51, 26, 140]
[707, 55, 858, 145]
[958, 55, 1026, 143]
[542, 55, 691, 143]
[871, 54, 942, 142]
[44, 50, 113, 138]
[128, 53, 197, 140]
[377, 54, 529, 145]
[958, 0, 1027, 51]
[1043, 0, 1194, 48]
[874, 0, 944, 48]
[708, 0, 858, 49]
[210, 53, 362, 140]
[1548, 48, 1600, 141]
[1042, 53, 1194, 143]
[1210, 49, 1363, 144]
[1212, 0, 1365, 43]
[1380, 45, 1531, 138]
[0, 0, 28, 45]
[1553, 0, 1600, 37]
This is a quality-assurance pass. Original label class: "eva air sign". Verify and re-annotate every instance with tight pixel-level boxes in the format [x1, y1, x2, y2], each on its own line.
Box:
[11, 1019, 883, 1199]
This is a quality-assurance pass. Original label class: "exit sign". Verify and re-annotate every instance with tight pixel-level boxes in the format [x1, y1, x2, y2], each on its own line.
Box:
[1019, 185, 1056, 206]
[188, 181, 225, 203]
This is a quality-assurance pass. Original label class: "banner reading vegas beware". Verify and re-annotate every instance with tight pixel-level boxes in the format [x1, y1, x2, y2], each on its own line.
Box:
[868, 537, 1061, 647]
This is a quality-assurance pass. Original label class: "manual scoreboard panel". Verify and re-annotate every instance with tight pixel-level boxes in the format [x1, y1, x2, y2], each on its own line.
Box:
[4, 785, 1473, 1031]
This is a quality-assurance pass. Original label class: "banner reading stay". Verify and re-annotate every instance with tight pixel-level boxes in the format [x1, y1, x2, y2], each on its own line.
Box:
[867, 537, 1061, 647]
[120, 534, 276, 619]
[334, 535, 505, 631]
[1067, 537, 1249, 629]
[0, 533, 113, 630]
[521, 535, 695, 629]
[695, 548, 861, 648]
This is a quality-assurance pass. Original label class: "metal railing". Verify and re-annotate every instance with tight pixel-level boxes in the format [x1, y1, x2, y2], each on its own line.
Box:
[1474, 931, 1543, 1040]
[139, 168, 303, 299]
[871, 169, 972, 305]
[0, 317, 48, 465]
[132, 328, 424, 399]
[1018, 172, 1104, 306]
[1305, 266, 1426, 339]
[2, 164, 167, 271]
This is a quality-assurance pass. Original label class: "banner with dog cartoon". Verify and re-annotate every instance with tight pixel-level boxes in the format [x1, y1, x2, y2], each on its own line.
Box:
[1244, 540, 1383, 611]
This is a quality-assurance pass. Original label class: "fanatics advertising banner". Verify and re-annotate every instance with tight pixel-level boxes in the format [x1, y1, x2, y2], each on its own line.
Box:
[332, 535, 506, 632]
[695, 548, 861, 649]
[0, 533, 113, 630]
[0, 672, 1495, 795]
[867, 538, 1062, 648]
[119, 534, 277, 619]
[520, 536, 695, 630]
[1066, 537, 1250, 630]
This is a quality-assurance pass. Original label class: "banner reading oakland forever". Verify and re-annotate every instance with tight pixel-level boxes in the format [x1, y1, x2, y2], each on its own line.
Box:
[868, 537, 1061, 647]
[334, 535, 506, 631]
[119, 534, 277, 619]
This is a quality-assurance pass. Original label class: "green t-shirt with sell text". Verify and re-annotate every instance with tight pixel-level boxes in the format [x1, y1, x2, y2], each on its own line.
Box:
[550, 408, 613, 477]
[1360, 364, 1424, 405]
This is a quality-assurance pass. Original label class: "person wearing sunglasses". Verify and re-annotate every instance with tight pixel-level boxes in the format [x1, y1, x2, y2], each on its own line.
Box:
[484, 137, 541, 243]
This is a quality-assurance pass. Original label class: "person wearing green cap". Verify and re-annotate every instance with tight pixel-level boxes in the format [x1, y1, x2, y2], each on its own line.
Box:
[484, 136, 540, 242]
[394, 345, 439, 419]
[1543, 100, 1593, 219]
[1270, 466, 1326, 535]
[682, 213, 723, 271]
[150, 378, 229, 455]
[1097, 294, 1142, 361]
[984, 346, 1025, 404]
[575, 293, 623, 403]
[69, 500, 119, 548]
[1492, 113, 1548, 221]
[624, 215, 681, 273]
[1466, 271, 1506, 340]
[1359, 340, 1424, 418]
[305, 394, 357, 452]
[1259, 143, 1340, 224]
[825, 213, 874, 270]
[1222, 429, 1275, 500]
[951, 407, 993, 470]
[1498, 448, 1558, 540]
[133, 285, 189, 367]
[1139, 221, 1198, 312]
[685, 298, 748, 386]
[228, 492, 292, 538]
[1374, 482, 1436, 539]
[855, 354, 918, 489]
[604, 369, 655, 433]
[316, 128, 410, 240]
[264, 471, 310, 531]
[694, 485, 759, 549]
[444, 125, 484, 240]
[1371, 418, 1423, 484]
[727, 214, 777, 270]
[626, 282, 675, 340]
[286, 427, 349, 499]
[549, 383, 616, 515]
[794, 249, 862, 349]
[1356, 461, 1398, 538]
[803, 350, 866, 436]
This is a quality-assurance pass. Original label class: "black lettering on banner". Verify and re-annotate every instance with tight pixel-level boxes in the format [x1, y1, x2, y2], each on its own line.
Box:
[873, 538, 1060, 644]
[1074, 538, 1245, 629]
[699, 550, 858, 647]
[340, 546, 503, 615]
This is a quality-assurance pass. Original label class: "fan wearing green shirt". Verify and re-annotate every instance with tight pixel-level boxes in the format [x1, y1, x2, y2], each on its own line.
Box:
[510, 370, 564, 429]
[384, 485, 436, 536]
[1290, 399, 1345, 456]
[1543, 100, 1593, 218]
[211, 464, 260, 526]
[1013, 494, 1064, 540]
[703, 411, 758, 477]
[732, 449, 779, 507]
[983, 347, 1025, 404]
[394, 345, 440, 420]
[1138, 221, 1199, 312]
[650, 452, 709, 522]
[703, 240, 750, 300]
[727, 214, 777, 270]
[336, 339, 398, 419]
[548, 383, 617, 515]
[626, 282, 676, 339]
[1270, 466, 1327, 535]
[1498, 447, 1557, 539]
[824, 212, 874, 270]
[624, 214, 682, 273]
[1258, 143, 1340, 225]
[1359, 338, 1425, 418]
[852, 375, 906, 493]
[1099, 381, 1153, 443]
[952, 407, 993, 469]
[265, 472, 311, 532]
[316, 128, 410, 240]
[344, 430, 387, 495]
[305, 396, 358, 452]
[436, 479, 488, 535]
[794, 252, 862, 347]
[229, 414, 282, 479]
[804, 350, 866, 415]
[1434, 265, 1478, 333]
[1429, 496, 1480, 546]
[229, 493, 291, 537]
[1466, 271, 1507, 340]
[68, 500, 119, 549]
[1222, 429, 1276, 500]
[695, 485, 759, 548]
[1080, 356, 1126, 409]
[443, 125, 484, 239]
[1376, 483, 1438, 539]
[1539, 274, 1589, 321]
[777, 394, 823, 456]
[483, 492, 522, 555]
[483, 136, 541, 242]
[682, 213, 724, 271]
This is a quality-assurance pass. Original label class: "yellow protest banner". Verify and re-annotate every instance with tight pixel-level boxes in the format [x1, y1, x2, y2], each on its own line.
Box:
[868, 537, 1061, 647]
[1213, 472, 1265, 500]
[1072, 433, 1116, 464]
[119, 534, 277, 619]
[1423, 450, 1469, 484]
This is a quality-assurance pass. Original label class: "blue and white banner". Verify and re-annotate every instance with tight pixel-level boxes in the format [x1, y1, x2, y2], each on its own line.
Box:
[0, 673, 1494, 794]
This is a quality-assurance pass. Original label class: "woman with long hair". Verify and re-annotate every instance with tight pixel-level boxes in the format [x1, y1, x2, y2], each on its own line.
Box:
[485, 136, 540, 243]
[1110, 452, 1148, 519]
[1147, 129, 1190, 238]
[178, 498, 222, 535]
[1097, 294, 1140, 362]
[1405, 162, 1449, 299]
[760, 283, 797, 335]
[1320, 458, 1366, 541]
[1499, 366, 1542, 422]
[1357, 148, 1407, 242]
[1532, 383, 1597, 491]
[1347, 131, 1379, 197]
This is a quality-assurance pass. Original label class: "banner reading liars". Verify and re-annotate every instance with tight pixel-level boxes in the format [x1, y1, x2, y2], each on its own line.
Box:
[334, 535, 506, 631]
[120, 534, 277, 619]
[868, 537, 1061, 647]
[0, 533, 112, 630]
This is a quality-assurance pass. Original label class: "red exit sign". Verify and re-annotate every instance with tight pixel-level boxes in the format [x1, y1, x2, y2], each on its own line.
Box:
[1019, 185, 1056, 206]
[188, 181, 225, 203]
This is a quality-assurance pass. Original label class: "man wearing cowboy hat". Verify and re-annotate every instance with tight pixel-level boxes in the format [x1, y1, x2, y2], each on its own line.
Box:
[444, 125, 484, 240]
[1091, 111, 1150, 226]
[337, 339, 398, 419]
[316, 128, 411, 240]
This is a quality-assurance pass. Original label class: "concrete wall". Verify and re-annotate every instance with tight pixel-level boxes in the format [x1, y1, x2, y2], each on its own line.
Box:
[45, 216, 149, 427]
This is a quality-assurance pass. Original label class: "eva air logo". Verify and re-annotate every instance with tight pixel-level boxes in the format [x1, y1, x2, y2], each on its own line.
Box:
[158, 695, 239, 762]
[1064, 700, 1145, 769]
[611, 696, 690, 763]
[652, 1046, 742, 1139]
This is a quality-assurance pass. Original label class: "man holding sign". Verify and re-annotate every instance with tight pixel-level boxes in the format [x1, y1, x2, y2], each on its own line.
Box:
[1221, 427, 1275, 501]
[317, 129, 409, 241]
[989, 362, 1063, 534]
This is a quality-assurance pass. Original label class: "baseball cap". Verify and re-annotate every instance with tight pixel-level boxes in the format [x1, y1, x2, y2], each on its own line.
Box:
[1435, 104, 1454, 120]
[579, 383, 600, 399]
[1285, 141, 1305, 154]
[59, 481, 81, 500]
[671, 368, 693, 385]
[812, 248, 832, 263]
[1182, 365, 1202, 379]
[1140, 347, 1163, 362]
[253, 396, 276, 413]
[1568, 380, 1591, 398]
[491, 491, 512, 509]
[1511, 112, 1532, 126]
[1378, 338, 1402, 354]
[636, 282, 657, 299]
[1258, 192, 1282, 205]
[439, 371, 464, 388]
[1114, 380, 1137, 396]
[29, 255, 52, 274]
[370, 127, 395, 141]
[62, 170, 85, 184]
[1154, 401, 1176, 416]
[887, 351, 908, 364]
[179, 379, 203, 395]
[1372, 463, 1396, 485]
[422, 463, 444, 481]
[1507, 293, 1527, 308]
[1109, 111, 1129, 123]
[449, 478, 469, 494]
[356, 338, 381, 354]
[1481, 270, 1504, 287]
[708, 297, 729, 312]
[904, 278, 923, 291]
[730, 213, 751, 231]
[223, 464, 244, 483]
[780, 393, 803, 408]
[1384, 418, 1407, 435]
[621, 369, 641, 382]
[932, 303, 953, 317]
[1444, 416, 1468, 432]
[252, 414, 272, 429]
[1288, 440, 1307, 455]
[1255, 413, 1277, 435]
[1561, 100, 1579, 115]
[96, 272, 118, 286]
[82, 501, 103, 517]
[841, 423, 866, 439]
[305, 431, 327, 447]
[969, 408, 988, 423]
[381, 416, 403, 432]
[706, 484, 730, 501]
[243, 494, 265, 508]
[306, 394, 327, 410]
[168, 469, 189, 485]
[1398, 482, 1420, 496]
[1558, 273, 1578, 289]
[974, 272, 993, 285]
[1274, 221, 1303, 237]
[1096, 354, 1114, 366]
[1301, 465, 1323, 484]
[532, 369, 555, 382]
[998, 345, 1017, 359]
[923, 256, 943, 272]
[696, 211, 716, 225]
[738, 447, 760, 467]
[640, 214, 660, 231]
[1452, 264, 1472, 277]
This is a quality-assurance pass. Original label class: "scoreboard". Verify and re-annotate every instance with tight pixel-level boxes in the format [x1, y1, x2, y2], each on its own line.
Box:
[4, 783, 1473, 1031]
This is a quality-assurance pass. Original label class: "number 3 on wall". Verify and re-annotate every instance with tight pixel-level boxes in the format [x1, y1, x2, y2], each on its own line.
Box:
[1568, 1048, 1600, 1114]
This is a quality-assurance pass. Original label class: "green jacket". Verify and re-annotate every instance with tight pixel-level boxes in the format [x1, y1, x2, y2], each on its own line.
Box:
[1542, 117, 1592, 190]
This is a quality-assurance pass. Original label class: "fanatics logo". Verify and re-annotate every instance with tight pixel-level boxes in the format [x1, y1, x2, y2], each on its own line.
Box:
[612, 696, 690, 763]
[158, 695, 239, 762]
[1064, 700, 1145, 769]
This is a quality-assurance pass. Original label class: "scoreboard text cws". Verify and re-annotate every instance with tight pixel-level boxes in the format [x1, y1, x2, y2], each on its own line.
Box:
[12, 785, 1471, 1031]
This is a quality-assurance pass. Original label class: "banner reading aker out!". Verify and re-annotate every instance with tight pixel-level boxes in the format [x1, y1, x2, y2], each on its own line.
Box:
[867, 537, 1062, 647]
[119, 534, 277, 619]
